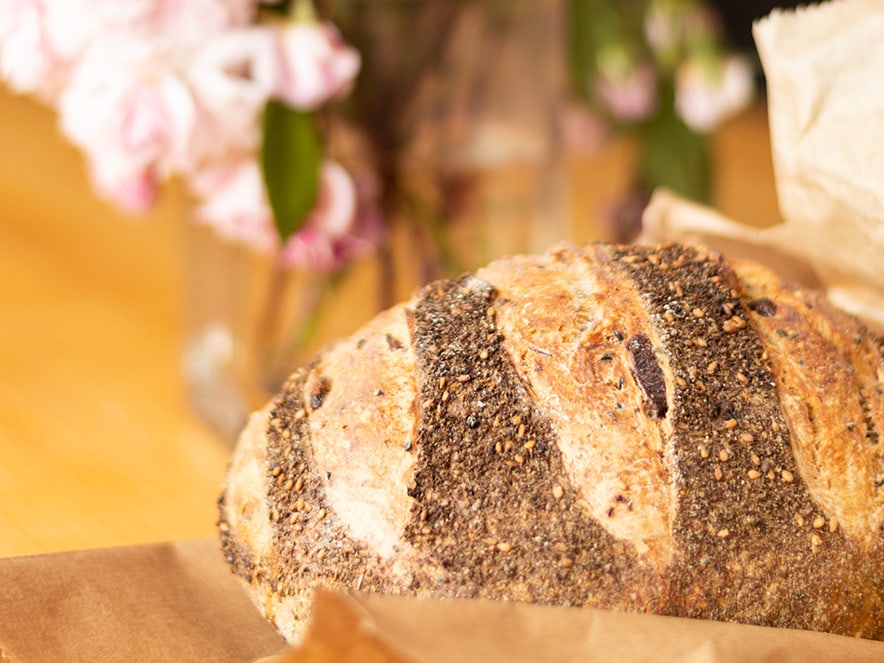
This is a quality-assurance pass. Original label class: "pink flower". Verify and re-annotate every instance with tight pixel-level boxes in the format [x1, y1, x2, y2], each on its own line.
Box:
[280, 160, 383, 272]
[0, 1, 259, 99]
[594, 60, 658, 123]
[58, 46, 198, 201]
[675, 55, 755, 133]
[44, 0, 258, 62]
[0, 0, 67, 98]
[137, 0, 258, 41]
[272, 21, 360, 110]
[189, 157, 277, 252]
[191, 157, 382, 272]
[90, 160, 158, 213]
[1, 0, 376, 273]
[186, 27, 278, 160]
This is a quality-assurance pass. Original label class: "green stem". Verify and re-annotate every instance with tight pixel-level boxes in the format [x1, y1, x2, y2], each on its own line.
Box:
[290, 0, 318, 22]
[253, 258, 292, 390]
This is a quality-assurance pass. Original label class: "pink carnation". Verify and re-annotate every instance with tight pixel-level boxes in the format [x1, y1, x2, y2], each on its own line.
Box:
[186, 27, 278, 161]
[44, 0, 259, 62]
[272, 21, 360, 111]
[189, 157, 276, 252]
[0, 0, 67, 98]
[1, 0, 377, 275]
[281, 160, 382, 272]
[0, 1, 260, 99]
[58, 47, 198, 210]
[191, 157, 382, 272]
[89, 161, 158, 213]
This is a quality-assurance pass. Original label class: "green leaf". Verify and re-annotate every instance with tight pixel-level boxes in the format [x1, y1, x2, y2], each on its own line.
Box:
[261, 100, 323, 243]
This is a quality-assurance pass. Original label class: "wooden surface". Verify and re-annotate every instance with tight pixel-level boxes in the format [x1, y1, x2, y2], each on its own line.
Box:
[0, 85, 779, 558]
[0, 88, 231, 557]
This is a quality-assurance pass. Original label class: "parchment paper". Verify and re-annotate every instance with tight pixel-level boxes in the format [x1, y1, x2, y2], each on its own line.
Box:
[1, 540, 881, 662]
[0, 539, 286, 663]
[640, 0, 884, 333]
[265, 589, 884, 663]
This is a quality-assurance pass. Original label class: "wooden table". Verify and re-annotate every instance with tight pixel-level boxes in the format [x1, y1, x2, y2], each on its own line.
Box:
[0, 86, 779, 558]
[0, 89, 231, 556]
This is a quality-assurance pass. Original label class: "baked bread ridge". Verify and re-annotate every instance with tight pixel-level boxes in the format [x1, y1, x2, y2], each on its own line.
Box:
[218, 242, 884, 643]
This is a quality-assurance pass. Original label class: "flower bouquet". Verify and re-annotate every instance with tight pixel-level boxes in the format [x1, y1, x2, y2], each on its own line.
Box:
[3, 1, 753, 438]
[0, 1, 389, 437]
[1, 0, 382, 268]
[0, 0, 567, 439]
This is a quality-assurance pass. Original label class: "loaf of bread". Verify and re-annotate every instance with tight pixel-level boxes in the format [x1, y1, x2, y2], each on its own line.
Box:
[218, 242, 884, 643]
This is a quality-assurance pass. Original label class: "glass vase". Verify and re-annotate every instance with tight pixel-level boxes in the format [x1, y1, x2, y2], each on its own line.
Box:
[182, 0, 570, 442]
[330, 0, 570, 293]
[181, 220, 378, 442]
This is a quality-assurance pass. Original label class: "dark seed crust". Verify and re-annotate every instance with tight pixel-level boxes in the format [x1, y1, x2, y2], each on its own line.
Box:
[611, 244, 880, 636]
[404, 275, 660, 607]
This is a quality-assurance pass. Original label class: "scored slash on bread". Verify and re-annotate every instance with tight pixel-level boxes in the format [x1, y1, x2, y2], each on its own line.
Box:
[218, 242, 884, 643]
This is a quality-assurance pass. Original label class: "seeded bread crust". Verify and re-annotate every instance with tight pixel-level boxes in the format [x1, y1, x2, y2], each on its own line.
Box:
[219, 243, 884, 643]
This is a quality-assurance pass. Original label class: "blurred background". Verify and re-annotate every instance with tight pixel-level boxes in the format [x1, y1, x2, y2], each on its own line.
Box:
[0, 0, 802, 557]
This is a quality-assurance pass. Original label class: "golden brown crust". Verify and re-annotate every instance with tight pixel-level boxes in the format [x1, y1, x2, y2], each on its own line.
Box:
[304, 304, 419, 560]
[733, 259, 884, 545]
[477, 246, 677, 565]
[219, 242, 884, 643]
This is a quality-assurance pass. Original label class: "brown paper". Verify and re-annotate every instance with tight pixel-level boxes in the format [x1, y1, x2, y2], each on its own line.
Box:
[640, 0, 884, 333]
[265, 589, 884, 663]
[0, 539, 285, 663]
[1, 541, 882, 662]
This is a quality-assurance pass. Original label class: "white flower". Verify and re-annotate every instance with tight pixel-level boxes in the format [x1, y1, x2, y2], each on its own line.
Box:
[675, 55, 755, 133]
[272, 21, 360, 111]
